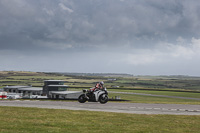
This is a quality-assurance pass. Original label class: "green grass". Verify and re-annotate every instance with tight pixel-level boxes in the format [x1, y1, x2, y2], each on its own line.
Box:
[110, 89, 200, 98]
[108, 93, 200, 104]
[0, 106, 200, 133]
[69, 88, 200, 104]
[1, 71, 200, 91]
[1, 71, 200, 105]
[108, 89, 200, 104]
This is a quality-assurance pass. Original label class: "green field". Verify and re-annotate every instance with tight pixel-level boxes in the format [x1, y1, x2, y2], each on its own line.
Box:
[1, 71, 200, 104]
[1, 71, 200, 91]
[108, 93, 200, 104]
[1, 71, 200, 133]
[108, 89, 200, 104]
[109, 89, 200, 98]
[0, 106, 200, 133]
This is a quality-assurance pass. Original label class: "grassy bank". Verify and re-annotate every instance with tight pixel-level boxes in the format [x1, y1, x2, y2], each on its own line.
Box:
[108, 93, 200, 104]
[0, 106, 200, 133]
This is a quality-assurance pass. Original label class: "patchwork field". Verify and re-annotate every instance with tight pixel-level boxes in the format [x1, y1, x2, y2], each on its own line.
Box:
[1, 71, 200, 104]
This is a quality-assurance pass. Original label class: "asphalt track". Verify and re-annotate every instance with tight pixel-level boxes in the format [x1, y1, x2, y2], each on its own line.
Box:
[0, 100, 200, 115]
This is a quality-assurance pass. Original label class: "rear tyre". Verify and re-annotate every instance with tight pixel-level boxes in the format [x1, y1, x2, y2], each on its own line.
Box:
[78, 94, 87, 103]
[99, 94, 108, 104]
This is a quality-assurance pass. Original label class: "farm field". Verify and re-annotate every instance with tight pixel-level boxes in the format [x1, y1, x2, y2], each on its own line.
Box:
[1, 71, 200, 90]
[1, 71, 200, 104]
[1, 71, 200, 133]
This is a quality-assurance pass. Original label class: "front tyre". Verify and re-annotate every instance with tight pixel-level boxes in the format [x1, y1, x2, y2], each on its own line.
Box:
[99, 94, 108, 104]
[78, 94, 87, 103]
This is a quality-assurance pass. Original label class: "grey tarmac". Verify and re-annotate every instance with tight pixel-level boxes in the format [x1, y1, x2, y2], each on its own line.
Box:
[1, 100, 200, 115]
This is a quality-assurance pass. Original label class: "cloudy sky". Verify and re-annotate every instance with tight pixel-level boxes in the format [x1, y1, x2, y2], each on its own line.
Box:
[1, 0, 200, 76]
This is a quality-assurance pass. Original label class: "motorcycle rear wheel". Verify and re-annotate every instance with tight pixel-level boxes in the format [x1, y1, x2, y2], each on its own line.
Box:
[78, 94, 87, 103]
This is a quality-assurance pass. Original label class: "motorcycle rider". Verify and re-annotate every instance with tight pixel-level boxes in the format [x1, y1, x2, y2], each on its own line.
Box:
[78, 81, 108, 104]
[85, 81, 104, 99]
[89, 81, 104, 94]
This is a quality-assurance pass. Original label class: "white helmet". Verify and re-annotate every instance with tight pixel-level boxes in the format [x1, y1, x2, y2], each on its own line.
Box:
[100, 81, 104, 85]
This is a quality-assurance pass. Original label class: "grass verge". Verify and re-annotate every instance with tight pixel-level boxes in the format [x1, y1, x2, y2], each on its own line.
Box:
[0, 106, 200, 133]
[108, 93, 200, 104]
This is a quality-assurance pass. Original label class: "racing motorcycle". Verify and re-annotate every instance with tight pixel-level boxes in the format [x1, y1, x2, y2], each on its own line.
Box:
[78, 88, 108, 104]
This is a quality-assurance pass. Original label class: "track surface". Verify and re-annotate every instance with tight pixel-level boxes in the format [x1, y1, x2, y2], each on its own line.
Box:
[0, 100, 200, 115]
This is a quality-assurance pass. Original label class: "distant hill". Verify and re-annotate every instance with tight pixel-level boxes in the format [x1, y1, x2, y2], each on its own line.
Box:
[52, 72, 133, 77]
[1, 71, 199, 79]
[0, 71, 47, 77]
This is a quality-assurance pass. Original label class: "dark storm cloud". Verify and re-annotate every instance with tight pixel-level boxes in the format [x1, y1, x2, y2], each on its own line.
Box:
[1, 0, 200, 52]
[1, 0, 200, 75]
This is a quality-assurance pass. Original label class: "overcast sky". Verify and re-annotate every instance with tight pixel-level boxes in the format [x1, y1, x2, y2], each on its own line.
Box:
[1, 0, 200, 76]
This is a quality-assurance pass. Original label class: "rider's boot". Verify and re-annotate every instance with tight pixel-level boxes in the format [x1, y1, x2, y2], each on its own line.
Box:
[85, 93, 89, 100]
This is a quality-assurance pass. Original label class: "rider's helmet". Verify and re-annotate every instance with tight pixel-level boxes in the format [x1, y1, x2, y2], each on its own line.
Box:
[100, 81, 104, 86]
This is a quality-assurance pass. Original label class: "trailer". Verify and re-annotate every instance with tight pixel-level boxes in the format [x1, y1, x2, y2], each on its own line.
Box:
[0, 92, 7, 99]
[7, 93, 23, 99]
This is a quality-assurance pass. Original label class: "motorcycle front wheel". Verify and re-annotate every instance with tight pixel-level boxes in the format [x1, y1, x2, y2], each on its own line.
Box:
[99, 94, 108, 104]
[78, 94, 87, 103]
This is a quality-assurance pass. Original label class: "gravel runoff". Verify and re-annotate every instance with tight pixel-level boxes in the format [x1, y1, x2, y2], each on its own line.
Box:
[0, 100, 200, 115]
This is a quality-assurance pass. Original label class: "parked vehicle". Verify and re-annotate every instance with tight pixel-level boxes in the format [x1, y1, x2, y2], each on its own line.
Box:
[7, 93, 22, 99]
[0, 92, 7, 99]
[78, 88, 108, 104]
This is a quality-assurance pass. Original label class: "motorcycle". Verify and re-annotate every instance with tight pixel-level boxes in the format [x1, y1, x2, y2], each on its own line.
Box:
[78, 88, 108, 104]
